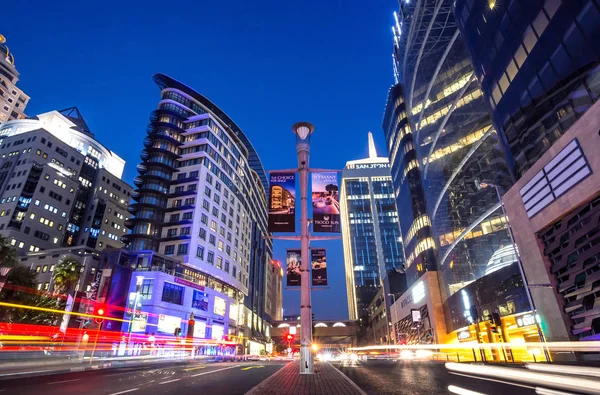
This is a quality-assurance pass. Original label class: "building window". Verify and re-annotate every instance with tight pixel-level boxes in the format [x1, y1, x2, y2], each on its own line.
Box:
[232, 266, 237, 278]
[161, 282, 184, 305]
[177, 243, 188, 255]
[204, 186, 211, 197]
[183, 212, 193, 220]
[207, 251, 214, 264]
[216, 256, 223, 269]
[199, 228, 206, 240]
[196, 246, 204, 259]
[140, 279, 153, 300]
[209, 234, 216, 245]
[164, 245, 175, 255]
[224, 261, 229, 273]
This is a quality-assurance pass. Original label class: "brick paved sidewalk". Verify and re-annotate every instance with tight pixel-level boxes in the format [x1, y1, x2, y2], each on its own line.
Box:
[245, 360, 366, 395]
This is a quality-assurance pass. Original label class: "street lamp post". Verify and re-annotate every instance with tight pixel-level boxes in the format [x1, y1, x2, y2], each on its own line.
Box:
[292, 121, 315, 375]
[490, 184, 550, 362]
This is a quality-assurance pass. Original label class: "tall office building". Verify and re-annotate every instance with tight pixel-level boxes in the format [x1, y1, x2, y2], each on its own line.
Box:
[341, 132, 404, 321]
[383, 84, 437, 285]
[454, 0, 600, 341]
[112, 74, 273, 351]
[385, 0, 537, 348]
[265, 259, 283, 321]
[0, 108, 131, 254]
[0, 34, 29, 123]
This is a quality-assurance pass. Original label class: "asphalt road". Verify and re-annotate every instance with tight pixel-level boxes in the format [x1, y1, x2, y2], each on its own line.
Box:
[0, 360, 287, 395]
[333, 359, 537, 395]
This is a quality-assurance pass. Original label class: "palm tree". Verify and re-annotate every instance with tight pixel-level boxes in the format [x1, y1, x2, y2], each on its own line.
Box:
[52, 256, 83, 295]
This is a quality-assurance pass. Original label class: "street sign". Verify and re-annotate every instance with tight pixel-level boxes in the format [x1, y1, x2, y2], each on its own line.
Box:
[411, 309, 421, 323]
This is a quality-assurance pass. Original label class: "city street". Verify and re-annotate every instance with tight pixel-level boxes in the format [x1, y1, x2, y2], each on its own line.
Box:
[0, 360, 286, 395]
[333, 360, 537, 395]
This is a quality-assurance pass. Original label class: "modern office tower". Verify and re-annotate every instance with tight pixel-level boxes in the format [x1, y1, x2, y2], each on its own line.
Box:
[388, 0, 535, 349]
[0, 34, 29, 123]
[0, 108, 131, 254]
[454, 0, 600, 341]
[119, 74, 273, 352]
[383, 84, 437, 286]
[265, 259, 283, 321]
[341, 132, 405, 322]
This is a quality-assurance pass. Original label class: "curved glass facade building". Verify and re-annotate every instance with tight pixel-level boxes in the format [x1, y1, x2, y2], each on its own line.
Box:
[126, 74, 272, 301]
[383, 84, 437, 286]
[390, 0, 515, 316]
[453, 0, 600, 179]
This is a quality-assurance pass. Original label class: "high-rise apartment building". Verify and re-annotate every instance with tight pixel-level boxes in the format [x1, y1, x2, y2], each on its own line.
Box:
[0, 108, 131, 254]
[384, 0, 542, 350]
[111, 74, 273, 352]
[341, 133, 405, 321]
[0, 34, 29, 123]
[454, 0, 600, 341]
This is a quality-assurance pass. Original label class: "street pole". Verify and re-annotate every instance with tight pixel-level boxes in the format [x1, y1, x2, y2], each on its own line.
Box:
[293, 122, 314, 375]
[492, 184, 551, 362]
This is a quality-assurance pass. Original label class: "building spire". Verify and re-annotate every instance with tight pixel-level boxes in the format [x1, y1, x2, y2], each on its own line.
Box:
[368, 131, 377, 159]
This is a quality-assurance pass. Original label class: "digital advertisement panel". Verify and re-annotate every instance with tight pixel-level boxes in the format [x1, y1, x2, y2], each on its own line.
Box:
[286, 249, 301, 287]
[268, 173, 296, 232]
[157, 314, 181, 334]
[311, 172, 340, 232]
[192, 289, 209, 311]
[311, 248, 328, 286]
[214, 296, 226, 317]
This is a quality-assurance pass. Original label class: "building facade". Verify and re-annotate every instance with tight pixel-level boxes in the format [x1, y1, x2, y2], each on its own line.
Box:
[0, 109, 131, 254]
[123, 74, 273, 350]
[0, 34, 29, 124]
[265, 258, 283, 321]
[389, 0, 520, 329]
[383, 84, 437, 286]
[454, 0, 600, 342]
[341, 132, 405, 321]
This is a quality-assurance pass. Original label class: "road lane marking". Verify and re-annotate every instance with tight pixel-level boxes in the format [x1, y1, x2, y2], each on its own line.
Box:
[184, 365, 206, 372]
[448, 385, 486, 395]
[449, 372, 535, 390]
[241, 365, 264, 370]
[108, 389, 139, 395]
[191, 365, 240, 377]
[47, 379, 81, 385]
[159, 379, 180, 384]
[0, 369, 55, 377]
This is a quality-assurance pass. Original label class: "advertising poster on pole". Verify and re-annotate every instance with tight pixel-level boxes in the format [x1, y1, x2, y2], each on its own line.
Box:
[311, 172, 340, 232]
[268, 173, 296, 232]
[311, 248, 327, 286]
[286, 249, 301, 287]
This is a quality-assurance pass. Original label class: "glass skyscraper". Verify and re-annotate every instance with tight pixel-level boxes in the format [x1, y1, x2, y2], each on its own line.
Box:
[341, 133, 405, 321]
[387, 0, 523, 334]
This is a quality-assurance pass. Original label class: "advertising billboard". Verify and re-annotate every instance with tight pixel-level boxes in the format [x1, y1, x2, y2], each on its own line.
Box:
[214, 296, 226, 317]
[311, 248, 328, 286]
[192, 289, 209, 311]
[268, 173, 296, 232]
[311, 172, 340, 232]
[157, 314, 181, 334]
[286, 249, 301, 287]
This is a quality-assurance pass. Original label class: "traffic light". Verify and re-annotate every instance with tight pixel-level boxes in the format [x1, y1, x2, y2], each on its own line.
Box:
[286, 334, 294, 342]
[94, 304, 105, 324]
[488, 312, 502, 333]
[174, 327, 182, 337]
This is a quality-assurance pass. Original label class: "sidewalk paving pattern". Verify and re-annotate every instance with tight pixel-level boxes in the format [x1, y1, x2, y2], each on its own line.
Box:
[245, 360, 366, 395]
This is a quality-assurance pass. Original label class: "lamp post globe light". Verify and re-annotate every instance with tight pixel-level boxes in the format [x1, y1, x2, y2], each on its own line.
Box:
[292, 121, 315, 374]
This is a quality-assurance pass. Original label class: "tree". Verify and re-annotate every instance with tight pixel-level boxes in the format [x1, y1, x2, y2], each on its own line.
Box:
[52, 256, 83, 295]
[0, 235, 62, 325]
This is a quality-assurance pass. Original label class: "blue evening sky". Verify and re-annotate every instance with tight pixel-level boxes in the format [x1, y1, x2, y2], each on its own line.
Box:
[3, 0, 397, 321]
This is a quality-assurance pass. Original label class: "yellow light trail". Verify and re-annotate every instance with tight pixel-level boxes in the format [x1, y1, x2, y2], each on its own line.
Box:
[0, 301, 128, 323]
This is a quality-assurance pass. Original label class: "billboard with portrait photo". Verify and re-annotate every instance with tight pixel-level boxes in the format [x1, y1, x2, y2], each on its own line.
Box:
[268, 173, 296, 232]
[311, 172, 340, 232]
[286, 249, 301, 287]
